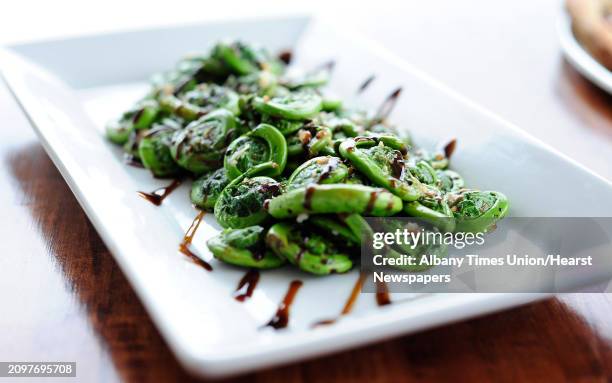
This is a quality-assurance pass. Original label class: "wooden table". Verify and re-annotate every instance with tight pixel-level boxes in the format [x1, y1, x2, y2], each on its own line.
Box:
[1, 1, 611, 381]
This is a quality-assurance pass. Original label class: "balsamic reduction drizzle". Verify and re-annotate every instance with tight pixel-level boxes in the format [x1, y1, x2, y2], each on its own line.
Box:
[375, 280, 392, 306]
[312, 272, 367, 327]
[124, 154, 144, 168]
[304, 186, 316, 210]
[179, 210, 213, 271]
[264, 280, 303, 330]
[137, 179, 182, 206]
[365, 191, 379, 215]
[315, 60, 335, 74]
[278, 49, 293, 65]
[357, 74, 376, 94]
[233, 269, 260, 302]
[374, 87, 402, 123]
[317, 157, 339, 184]
[443, 138, 457, 159]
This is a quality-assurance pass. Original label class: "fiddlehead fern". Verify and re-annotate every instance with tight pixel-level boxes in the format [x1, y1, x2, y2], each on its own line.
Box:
[207, 225, 286, 269]
[170, 109, 239, 175]
[224, 123, 287, 179]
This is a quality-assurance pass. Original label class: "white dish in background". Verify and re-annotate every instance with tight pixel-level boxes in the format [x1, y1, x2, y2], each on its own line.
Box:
[558, 11, 612, 94]
[2, 16, 612, 378]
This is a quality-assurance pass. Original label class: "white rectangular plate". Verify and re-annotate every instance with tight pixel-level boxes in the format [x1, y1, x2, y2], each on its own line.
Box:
[3, 16, 612, 378]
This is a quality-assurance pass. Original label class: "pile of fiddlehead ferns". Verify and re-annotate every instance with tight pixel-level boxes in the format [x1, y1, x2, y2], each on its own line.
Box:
[107, 41, 509, 275]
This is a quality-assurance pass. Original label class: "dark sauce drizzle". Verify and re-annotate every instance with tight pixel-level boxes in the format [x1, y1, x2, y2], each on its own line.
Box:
[443, 138, 457, 159]
[132, 107, 145, 124]
[376, 280, 392, 306]
[386, 198, 396, 212]
[233, 269, 260, 302]
[179, 210, 213, 271]
[312, 272, 367, 327]
[278, 49, 293, 65]
[317, 157, 339, 184]
[173, 76, 194, 96]
[124, 154, 144, 168]
[357, 74, 376, 94]
[374, 87, 402, 123]
[365, 190, 379, 215]
[137, 179, 182, 206]
[313, 60, 335, 75]
[304, 186, 316, 210]
[263, 280, 303, 330]
[391, 152, 405, 179]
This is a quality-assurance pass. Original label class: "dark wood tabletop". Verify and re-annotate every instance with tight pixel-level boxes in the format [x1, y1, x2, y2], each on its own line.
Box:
[1, 1, 612, 382]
